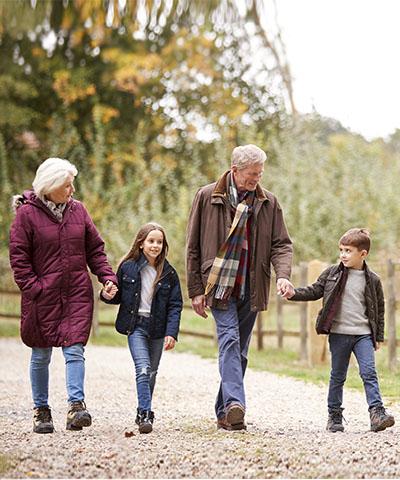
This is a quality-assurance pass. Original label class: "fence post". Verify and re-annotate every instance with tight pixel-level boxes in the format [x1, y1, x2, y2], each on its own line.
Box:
[299, 262, 308, 363]
[307, 260, 328, 366]
[91, 275, 99, 338]
[387, 260, 397, 371]
[276, 295, 284, 348]
[256, 312, 264, 351]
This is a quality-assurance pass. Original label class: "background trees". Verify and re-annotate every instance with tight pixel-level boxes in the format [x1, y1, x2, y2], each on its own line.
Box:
[1, 0, 399, 274]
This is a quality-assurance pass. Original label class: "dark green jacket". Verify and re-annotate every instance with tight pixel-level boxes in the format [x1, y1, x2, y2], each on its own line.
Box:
[290, 262, 384, 346]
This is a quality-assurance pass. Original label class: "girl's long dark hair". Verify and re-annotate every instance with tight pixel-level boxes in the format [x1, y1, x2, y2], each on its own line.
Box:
[119, 222, 169, 285]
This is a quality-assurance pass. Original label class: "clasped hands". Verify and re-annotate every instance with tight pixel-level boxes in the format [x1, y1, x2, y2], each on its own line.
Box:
[101, 280, 118, 300]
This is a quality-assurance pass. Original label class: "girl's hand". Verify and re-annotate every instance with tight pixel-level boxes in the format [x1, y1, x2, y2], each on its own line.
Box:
[101, 281, 118, 300]
[164, 336, 176, 351]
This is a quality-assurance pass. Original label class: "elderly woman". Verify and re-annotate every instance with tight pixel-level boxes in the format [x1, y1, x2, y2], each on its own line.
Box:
[186, 144, 294, 431]
[9, 158, 117, 434]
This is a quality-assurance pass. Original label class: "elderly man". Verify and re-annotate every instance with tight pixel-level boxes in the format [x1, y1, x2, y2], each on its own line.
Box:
[186, 144, 294, 430]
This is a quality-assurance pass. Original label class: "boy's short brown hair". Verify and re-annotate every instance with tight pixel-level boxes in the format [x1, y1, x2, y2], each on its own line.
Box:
[339, 228, 371, 252]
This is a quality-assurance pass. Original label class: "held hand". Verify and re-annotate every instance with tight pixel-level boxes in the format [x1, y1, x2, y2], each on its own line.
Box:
[191, 294, 208, 318]
[277, 278, 295, 299]
[164, 336, 176, 351]
[101, 281, 118, 300]
[375, 342, 382, 351]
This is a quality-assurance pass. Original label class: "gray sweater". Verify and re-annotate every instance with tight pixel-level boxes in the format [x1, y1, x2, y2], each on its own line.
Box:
[330, 269, 371, 335]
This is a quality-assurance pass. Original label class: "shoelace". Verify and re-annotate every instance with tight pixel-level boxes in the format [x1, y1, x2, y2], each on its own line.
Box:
[332, 412, 348, 424]
[69, 401, 86, 412]
[35, 408, 52, 423]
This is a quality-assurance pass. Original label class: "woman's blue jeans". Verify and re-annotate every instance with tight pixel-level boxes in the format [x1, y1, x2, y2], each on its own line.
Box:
[328, 333, 383, 412]
[128, 318, 164, 412]
[30, 343, 85, 408]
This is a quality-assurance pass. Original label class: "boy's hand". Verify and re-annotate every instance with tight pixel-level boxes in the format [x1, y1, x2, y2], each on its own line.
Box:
[164, 336, 176, 350]
[375, 342, 382, 351]
[277, 278, 295, 299]
[101, 281, 118, 300]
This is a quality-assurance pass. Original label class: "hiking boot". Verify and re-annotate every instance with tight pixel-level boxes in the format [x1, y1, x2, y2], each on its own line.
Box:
[66, 401, 92, 431]
[33, 406, 54, 434]
[326, 408, 344, 432]
[370, 406, 395, 432]
[226, 403, 245, 429]
[217, 416, 246, 431]
[137, 410, 154, 434]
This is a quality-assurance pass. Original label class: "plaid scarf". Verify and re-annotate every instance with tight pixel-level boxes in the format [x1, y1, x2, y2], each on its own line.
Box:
[205, 174, 252, 301]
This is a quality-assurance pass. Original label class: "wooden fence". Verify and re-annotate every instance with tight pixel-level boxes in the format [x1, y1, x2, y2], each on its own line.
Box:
[1, 260, 399, 369]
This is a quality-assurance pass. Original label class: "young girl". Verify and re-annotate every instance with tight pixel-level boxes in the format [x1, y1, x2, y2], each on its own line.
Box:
[101, 222, 182, 433]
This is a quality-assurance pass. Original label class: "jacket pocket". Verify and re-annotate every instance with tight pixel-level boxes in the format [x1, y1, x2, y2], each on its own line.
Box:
[201, 259, 214, 285]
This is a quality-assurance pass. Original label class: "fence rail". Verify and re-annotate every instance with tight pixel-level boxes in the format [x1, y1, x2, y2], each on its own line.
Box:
[1, 260, 398, 370]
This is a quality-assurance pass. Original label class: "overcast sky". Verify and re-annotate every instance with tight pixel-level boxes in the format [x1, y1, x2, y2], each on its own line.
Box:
[271, 0, 400, 140]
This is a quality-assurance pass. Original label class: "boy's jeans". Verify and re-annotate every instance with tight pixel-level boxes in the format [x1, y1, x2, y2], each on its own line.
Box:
[328, 333, 383, 412]
[128, 317, 164, 412]
[30, 343, 85, 408]
[211, 294, 257, 420]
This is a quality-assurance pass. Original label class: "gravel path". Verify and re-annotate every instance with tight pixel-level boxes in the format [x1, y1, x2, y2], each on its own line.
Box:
[1, 337, 399, 479]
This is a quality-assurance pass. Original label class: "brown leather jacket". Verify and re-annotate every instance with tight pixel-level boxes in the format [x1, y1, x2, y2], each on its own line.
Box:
[186, 170, 293, 312]
[290, 262, 385, 346]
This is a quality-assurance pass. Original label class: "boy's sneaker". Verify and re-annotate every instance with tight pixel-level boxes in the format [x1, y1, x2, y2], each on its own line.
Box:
[66, 401, 92, 431]
[137, 410, 154, 434]
[369, 406, 395, 432]
[326, 408, 344, 432]
[33, 406, 54, 434]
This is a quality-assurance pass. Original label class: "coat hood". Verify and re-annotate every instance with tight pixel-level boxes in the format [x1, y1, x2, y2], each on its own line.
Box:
[11, 190, 36, 213]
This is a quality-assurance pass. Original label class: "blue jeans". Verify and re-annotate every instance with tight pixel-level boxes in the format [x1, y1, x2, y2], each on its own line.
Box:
[328, 333, 383, 412]
[211, 294, 257, 419]
[30, 343, 85, 408]
[128, 317, 164, 412]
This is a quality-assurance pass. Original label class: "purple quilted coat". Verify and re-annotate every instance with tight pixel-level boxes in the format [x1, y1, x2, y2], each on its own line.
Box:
[9, 190, 117, 348]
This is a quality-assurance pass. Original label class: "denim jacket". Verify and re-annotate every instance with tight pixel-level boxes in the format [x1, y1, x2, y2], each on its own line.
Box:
[101, 254, 182, 339]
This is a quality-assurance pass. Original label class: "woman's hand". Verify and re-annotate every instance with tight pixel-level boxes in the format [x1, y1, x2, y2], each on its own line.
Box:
[101, 281, 118, 300]
[164, 336, 176, 351]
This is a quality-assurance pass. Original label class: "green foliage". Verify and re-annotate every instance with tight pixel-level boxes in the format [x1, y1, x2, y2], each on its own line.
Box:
[267, 116, 400, 262]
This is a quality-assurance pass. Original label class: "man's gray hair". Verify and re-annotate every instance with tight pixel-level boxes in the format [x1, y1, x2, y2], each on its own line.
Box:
[32, 158, 78, 198]
[231, 144, 267, 169]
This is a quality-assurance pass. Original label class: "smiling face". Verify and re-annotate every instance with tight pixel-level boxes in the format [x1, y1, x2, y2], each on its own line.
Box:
[339, 244, 367, 270]
[141, 229, 165, 266]
[231, 163, 264, 192]
[46, 175, 75, 204]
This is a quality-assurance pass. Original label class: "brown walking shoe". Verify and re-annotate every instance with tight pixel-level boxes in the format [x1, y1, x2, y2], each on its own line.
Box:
[226, 403, 245, 428]
[370, 406, 395, 432]
[217, 416, 246, 431]
[66, 401, 92, 431]
[33, 406, 54, 434]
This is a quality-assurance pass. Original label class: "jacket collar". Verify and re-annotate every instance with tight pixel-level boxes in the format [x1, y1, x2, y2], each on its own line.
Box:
[16, 190, 75, 223]
[137, 252, 173, 277]
[337, 260, 372, 277]
[212, 170, 267, 201]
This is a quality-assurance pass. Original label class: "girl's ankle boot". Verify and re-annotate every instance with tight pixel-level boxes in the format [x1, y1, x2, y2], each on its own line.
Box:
[138, 410, 154, 434]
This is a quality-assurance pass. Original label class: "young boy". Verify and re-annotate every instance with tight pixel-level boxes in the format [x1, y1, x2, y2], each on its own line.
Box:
[288, 228, 395, 433]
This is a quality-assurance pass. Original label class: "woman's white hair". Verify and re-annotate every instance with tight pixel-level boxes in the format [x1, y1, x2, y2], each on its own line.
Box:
[32, 158, 78, 198]
[231, 144, 267, 170]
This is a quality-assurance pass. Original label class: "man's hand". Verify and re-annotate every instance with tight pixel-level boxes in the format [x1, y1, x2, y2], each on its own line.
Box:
[191, 294, 208, 318]
[277, 278, 295, 299]
[375, 342, 382, 351]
